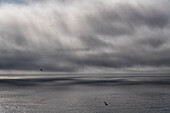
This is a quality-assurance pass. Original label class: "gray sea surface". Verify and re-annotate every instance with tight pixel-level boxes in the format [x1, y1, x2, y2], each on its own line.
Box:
[0, 73, 170, 113]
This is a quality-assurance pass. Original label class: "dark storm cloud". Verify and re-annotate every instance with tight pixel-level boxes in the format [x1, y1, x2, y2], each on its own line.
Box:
[0, 0, 170, 73]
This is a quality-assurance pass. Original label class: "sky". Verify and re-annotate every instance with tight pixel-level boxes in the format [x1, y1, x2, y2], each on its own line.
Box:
[0, 0, 170, 74]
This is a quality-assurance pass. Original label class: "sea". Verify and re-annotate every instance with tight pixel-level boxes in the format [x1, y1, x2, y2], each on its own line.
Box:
[0, 73, 170, 113]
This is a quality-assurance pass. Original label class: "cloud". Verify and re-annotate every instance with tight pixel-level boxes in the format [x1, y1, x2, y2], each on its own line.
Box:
[0, 0, 170, 73]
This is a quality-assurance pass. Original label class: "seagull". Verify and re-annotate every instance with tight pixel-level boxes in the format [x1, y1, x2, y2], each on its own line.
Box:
[104, 101, 108, 106]
[40, 69, 43, 71]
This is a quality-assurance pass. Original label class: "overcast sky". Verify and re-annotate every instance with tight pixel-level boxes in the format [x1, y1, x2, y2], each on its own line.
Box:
[0, 0, 170, 73]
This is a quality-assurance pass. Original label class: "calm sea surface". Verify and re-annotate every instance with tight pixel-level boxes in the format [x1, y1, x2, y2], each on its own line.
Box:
[0, 73, 170, 113]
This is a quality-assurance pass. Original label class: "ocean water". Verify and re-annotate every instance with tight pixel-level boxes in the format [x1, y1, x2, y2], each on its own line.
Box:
[0, 73, 170, 113]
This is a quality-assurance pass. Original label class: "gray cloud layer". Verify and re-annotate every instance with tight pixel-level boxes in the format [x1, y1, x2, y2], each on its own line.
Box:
[0, 0, 170, 72]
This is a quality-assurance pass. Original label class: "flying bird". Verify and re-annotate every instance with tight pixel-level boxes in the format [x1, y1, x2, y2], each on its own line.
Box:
[104, 101, 108, 106]
[40, 69, 43, 71]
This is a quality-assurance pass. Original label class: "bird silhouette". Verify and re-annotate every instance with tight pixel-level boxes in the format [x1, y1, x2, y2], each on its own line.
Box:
[40, 69, 43, 71]
[104, 101, 108, 106]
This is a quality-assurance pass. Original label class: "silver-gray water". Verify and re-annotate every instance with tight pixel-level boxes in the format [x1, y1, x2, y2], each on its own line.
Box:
[0, 73, 170, 113]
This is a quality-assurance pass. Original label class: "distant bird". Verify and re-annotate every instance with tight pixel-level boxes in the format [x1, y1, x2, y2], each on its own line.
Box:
[104, 101, 108, 106]
[49, 25, 55, 27]
[40, 69, 43, 71]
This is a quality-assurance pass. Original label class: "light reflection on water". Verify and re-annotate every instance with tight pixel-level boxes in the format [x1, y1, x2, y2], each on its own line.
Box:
[0, 74, 170, 113]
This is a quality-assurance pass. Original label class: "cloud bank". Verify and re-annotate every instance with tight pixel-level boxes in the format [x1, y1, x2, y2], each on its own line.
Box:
[0, 0, 170, 73]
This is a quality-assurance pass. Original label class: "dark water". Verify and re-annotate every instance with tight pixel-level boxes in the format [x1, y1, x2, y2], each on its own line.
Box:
[0, 74, 170, 113]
